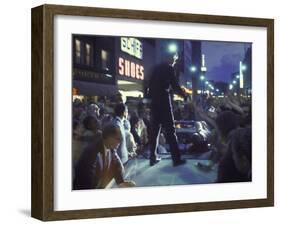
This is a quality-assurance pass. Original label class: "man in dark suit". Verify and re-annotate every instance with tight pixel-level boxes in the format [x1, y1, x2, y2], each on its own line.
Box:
[73, 123, 135, 189]
[148, 55, 187, 166]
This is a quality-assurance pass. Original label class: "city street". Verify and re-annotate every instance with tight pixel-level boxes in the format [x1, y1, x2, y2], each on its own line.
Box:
[110, 151, 218, 188]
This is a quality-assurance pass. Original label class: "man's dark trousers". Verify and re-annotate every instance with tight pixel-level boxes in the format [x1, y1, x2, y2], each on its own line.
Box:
[150, 97, 181, 164]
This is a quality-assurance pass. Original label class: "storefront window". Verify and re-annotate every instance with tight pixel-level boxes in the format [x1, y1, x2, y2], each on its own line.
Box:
[75, 39, 81, 64]
[101, 49, 110, 71]
[85, 43, 91, 66]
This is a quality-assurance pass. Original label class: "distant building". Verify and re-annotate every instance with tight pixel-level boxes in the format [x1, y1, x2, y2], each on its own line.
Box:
[191, 40, 202, 100]
[72, 35, 156, 100]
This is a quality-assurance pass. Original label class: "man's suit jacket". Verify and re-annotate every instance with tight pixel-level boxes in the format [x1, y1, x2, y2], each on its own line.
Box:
[148, 62, 185, 104]
[73, 135, 125, 190]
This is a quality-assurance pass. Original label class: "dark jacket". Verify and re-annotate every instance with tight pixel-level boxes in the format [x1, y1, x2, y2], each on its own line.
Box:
[73, 136, 125, 189]
[217, 128, 252, 183]
[148, 63, 186, 103]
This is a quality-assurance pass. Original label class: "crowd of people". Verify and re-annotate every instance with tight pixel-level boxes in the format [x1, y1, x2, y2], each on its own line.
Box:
[193, 93, 252, 183]
[72, 90, 252, 189]
[72, 97, 151, 189]
[72, 57, 252, 189]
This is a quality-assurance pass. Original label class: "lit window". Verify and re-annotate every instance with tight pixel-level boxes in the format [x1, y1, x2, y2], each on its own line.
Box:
[85, 43, 91, 66]
[101, 49, 110, 70]
[75, 39, 81, 64]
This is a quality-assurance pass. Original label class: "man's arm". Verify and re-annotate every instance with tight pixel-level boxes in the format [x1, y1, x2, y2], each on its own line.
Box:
[113, 151, 136, 188]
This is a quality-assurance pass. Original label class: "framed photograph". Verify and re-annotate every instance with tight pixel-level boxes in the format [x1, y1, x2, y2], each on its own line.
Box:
[31, 4, 274, 221]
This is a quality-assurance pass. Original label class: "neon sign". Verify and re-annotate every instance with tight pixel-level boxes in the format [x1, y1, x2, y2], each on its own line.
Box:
[121, 37, 143, 59]
[118, 57, 144, 80]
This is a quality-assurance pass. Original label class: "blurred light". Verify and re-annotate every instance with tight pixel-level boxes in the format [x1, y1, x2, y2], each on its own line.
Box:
[201, 54, 207, 72]
[216, 89, 219, 92]
[181, 86, 192, 94]
[200, 75, 205, 80]
[168, 43, 177, 53]
[240, 73, 244, 88]
[205, 81, 209, 84]
[229, 84, 233, 90]
[239, 61, 244, 88]
[236, 75, 240, 79]
[234, 92, 237, 96]
[241, 64, 247, 71]
[201, 66, 207, 72]
[233, 80, 237, 84]
[190, 66, 197, 72]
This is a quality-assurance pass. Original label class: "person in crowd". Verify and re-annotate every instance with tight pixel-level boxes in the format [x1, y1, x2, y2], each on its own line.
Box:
[81, 115, 101, 142]
[72, 120, 83, 166]
[76, 115, 102, 160]
[130, 114, 142, 146]
[141, 109, 151, 145]
[194, 103, 240, 172]
[112, 103, 129, 164]
[88, 103, 100, 118]
[148, 55, 187, 166]
[123, 119, 138, 158]
[73, 123, 136, 189]
[101, 114, 113, 128]
[137, 95, 145, 117]
[188, 121, 210, 154]
[139, 118, 149, 147]
[217, 127, 252, 183]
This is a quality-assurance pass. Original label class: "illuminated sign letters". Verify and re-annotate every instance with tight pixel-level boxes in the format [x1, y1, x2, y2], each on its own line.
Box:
[118, 57, 144, 80]
[121, 37, 143, 59]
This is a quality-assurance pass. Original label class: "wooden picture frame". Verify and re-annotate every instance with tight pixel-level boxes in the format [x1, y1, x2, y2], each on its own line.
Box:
[31, 4, 274, 221]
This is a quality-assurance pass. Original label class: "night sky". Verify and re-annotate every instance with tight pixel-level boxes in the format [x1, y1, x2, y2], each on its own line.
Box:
[201, 41, 251, 83]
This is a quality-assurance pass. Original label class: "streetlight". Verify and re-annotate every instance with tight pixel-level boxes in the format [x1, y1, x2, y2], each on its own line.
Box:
[229, 84, 233, 90]
[233, 80, 237, 84]
[200, 75, 205, 80]
[241, 64, 247, 71]
[216, 89, 219, 92]
[168, 43, 177, 53]
[205, 81, 209, 85]
[190, 65, 197, 72]
[236, 75, 240, 79]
